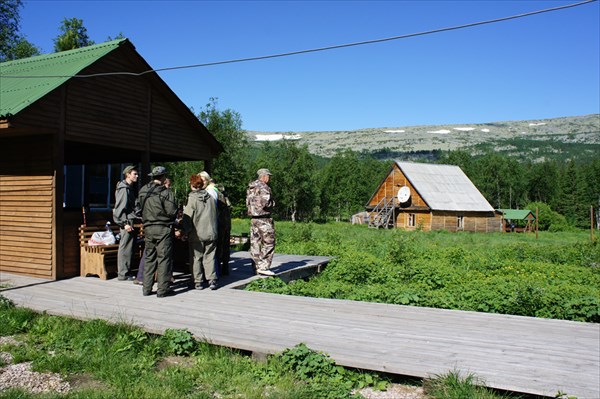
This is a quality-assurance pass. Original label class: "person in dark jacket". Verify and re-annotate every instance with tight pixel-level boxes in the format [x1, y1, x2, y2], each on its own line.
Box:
[138, 166, 178, 297]
[113, 165, 140, 281]
[182, 174, 219, 290]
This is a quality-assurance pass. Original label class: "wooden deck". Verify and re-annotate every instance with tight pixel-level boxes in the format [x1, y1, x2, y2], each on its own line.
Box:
[1, 251, 598, 398]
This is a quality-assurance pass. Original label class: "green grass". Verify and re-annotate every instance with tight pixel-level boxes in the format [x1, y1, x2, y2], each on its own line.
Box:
[423, 370, 518, 399]
[239, 220, 600, 323]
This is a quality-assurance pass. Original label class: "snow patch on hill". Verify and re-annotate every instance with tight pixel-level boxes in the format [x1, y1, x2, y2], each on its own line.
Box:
[255, 134, 301, 141]
[427, 129, 451, 134]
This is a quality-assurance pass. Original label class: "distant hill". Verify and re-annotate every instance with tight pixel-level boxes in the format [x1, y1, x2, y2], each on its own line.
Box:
[247, 114, 600, 162]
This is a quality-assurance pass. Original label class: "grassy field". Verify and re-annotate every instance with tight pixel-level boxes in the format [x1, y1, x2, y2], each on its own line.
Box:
[235, 220, 599, 323]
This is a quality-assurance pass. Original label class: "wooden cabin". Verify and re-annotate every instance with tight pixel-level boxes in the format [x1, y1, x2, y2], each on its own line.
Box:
[0, 39, 223, 279]
[366, 161, 502, 232]
[497, 209, 536, 233]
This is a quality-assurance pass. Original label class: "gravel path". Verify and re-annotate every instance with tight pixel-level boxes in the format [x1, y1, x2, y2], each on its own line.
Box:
[358, 384, 426, 399]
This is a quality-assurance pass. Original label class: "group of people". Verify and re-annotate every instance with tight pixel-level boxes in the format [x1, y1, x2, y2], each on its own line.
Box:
[112, 165, 276, 298]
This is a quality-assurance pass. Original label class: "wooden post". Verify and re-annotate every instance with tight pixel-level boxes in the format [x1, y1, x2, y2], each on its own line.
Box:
[535, 207, 539, 240]
[591, 206, 595, 242]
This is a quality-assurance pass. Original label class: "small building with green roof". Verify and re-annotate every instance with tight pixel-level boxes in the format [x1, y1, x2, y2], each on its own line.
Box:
[496, 209, 536, 232]
[0, 39, 223, 279]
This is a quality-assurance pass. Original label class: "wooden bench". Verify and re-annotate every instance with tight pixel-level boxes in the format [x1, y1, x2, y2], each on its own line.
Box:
[79, 224, 142, 280]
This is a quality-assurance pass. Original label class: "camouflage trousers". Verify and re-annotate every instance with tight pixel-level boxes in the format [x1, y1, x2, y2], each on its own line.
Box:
[250, 218, 275, 271]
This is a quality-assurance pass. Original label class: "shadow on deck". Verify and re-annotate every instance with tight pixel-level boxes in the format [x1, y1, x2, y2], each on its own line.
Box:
[165, 251, 330, 291]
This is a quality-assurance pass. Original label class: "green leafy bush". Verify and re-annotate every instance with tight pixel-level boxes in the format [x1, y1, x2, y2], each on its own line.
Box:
[161, 328, 197, 356]
[275, 343, 388, 398]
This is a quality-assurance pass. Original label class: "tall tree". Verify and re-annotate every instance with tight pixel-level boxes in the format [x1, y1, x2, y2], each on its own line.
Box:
[527, 160, 559, 204]
[553, 160, 579, 226]
[319, 150, 387, 221]
[471, 153, 515, 209]
[0, 0, 40, 61]
[575, 159, 600, 228]
[53, 17, 94, 52]
[197, 98, 249, 216]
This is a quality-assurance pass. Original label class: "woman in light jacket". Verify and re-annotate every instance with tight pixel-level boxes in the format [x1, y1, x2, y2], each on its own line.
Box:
[182, 174, 218, 290]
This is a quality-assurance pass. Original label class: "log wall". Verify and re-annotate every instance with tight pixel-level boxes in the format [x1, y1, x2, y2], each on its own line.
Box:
[395, 211, 432, 231]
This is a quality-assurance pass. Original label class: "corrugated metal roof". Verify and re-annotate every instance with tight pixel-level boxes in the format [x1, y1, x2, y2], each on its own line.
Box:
[396, 161, 495, 212]
[497, 209, 535, 220]
[0, 39, 125, 118]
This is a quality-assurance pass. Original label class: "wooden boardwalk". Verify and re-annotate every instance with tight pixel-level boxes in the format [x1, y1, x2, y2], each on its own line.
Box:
[1, 251, 598, 398]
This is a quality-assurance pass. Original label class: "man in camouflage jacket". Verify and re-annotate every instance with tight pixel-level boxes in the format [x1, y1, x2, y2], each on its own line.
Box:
[246, 168, 276, 275]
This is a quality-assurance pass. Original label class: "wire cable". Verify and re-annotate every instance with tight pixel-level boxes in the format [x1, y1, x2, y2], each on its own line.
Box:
[1, 0, 596, 79]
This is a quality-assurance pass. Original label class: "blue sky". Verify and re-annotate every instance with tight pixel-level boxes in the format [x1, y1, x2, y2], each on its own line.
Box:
[19, 0, 600, 132]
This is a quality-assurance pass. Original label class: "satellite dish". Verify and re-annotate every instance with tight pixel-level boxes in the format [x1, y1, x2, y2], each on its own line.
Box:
[397, 186, 411, 203]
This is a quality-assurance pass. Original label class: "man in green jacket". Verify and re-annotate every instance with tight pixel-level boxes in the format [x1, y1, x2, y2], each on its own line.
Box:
[113, 165, 140, 281]
[138, 166, 178, 298]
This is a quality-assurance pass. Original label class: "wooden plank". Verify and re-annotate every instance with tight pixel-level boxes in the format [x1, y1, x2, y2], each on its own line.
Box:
[0, 215, 53, 224]
[0, 209, 53, 218]
[0, 252, 53, 262]
[0, 175, 53, 181]
[0, 201, 53, 208]
[0, 231, 53, 240]
[0, 265, 52, 275]
[0, 244, 52, 255]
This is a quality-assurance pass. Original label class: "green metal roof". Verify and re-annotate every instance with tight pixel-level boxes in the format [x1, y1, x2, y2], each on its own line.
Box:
[497, 209, 536, 220]
[0, 39, 126, 119]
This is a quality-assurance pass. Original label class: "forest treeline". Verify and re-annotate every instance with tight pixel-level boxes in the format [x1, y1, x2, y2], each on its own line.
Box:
[166, 100, 600, 231]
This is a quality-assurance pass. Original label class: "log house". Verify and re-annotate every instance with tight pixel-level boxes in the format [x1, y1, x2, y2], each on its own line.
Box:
[366, 161, 502, 232]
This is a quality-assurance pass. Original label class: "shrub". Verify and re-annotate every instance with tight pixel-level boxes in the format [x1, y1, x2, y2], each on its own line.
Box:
[161, 328, 197, 356]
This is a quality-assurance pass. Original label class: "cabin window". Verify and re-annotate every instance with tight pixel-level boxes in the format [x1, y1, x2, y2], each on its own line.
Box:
[457, 215, 464, 229]
[64, 164, 134, 211]
[408, 213, 416, 227]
